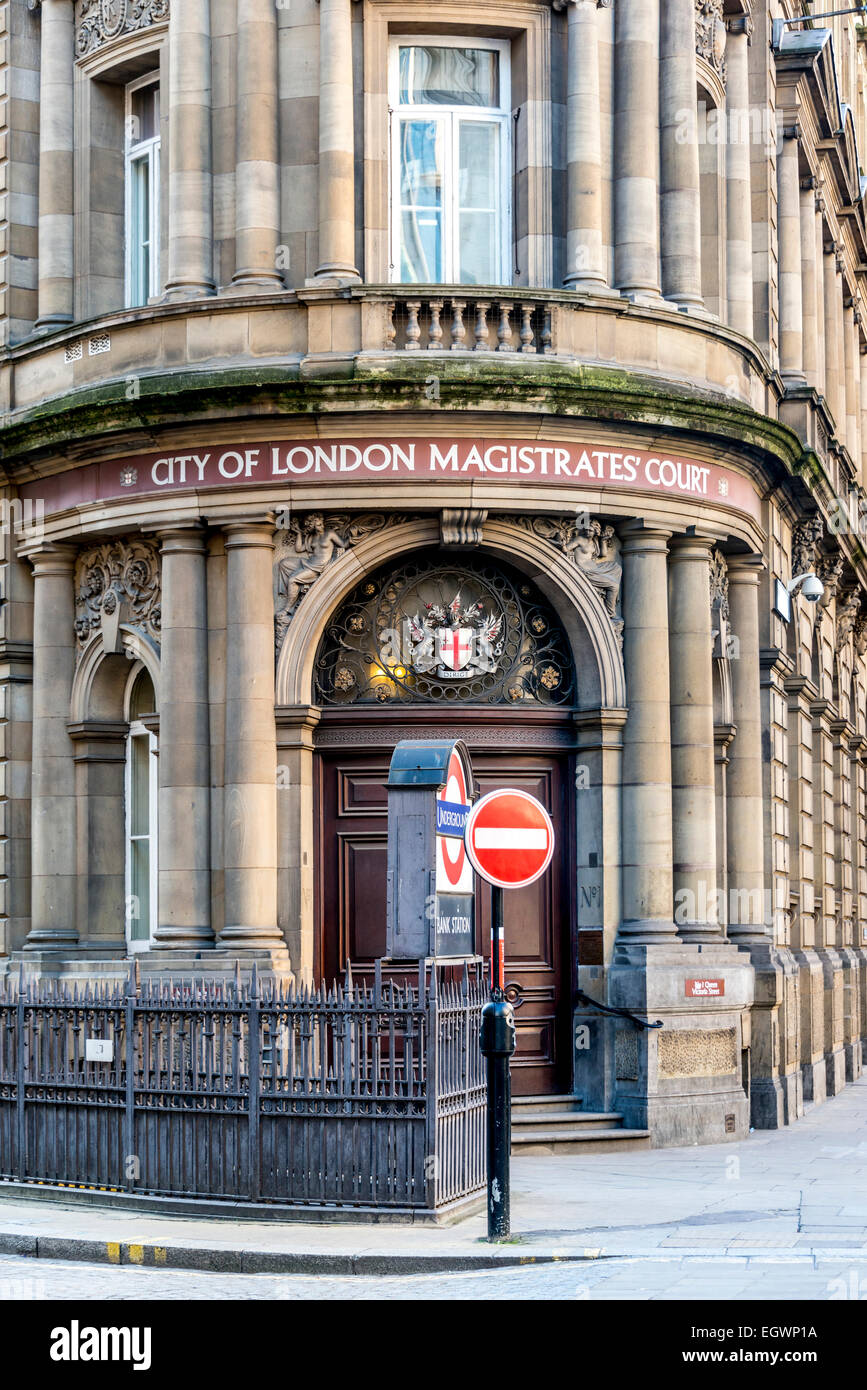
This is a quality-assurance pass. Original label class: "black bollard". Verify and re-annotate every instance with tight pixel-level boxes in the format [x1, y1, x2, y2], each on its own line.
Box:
[479, 991, 516, 1241]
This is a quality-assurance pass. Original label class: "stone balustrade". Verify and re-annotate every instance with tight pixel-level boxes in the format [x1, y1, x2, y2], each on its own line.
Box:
[385, 295, 553, 355]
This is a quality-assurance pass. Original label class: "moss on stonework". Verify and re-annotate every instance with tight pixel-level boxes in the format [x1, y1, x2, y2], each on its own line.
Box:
[0, 357, 806, 484]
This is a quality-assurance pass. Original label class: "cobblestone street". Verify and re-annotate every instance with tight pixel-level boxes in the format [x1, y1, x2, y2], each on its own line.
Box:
[2, 1250, 866, 1300]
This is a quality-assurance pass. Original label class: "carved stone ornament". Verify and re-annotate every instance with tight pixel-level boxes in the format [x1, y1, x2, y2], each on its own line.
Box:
[836, 589, 862, 653]
[854, 615, 867, 660]
[273, 513, 389, 656]
[75, 0, 169, 58]
[440, 509, 488, 548]
[696, 0, 728, 83]
[792, 516, 824, 578]
[313, 552, 576, 707]
[509, 514, 623, 643]
[74, 539, 161, 656]
[709, 548, 730, 657]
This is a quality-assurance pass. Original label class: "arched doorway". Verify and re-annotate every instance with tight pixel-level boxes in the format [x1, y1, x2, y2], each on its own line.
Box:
[311, 549, 578, 1095]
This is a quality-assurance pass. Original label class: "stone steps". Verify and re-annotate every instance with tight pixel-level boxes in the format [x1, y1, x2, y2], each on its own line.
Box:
[511, 1094, 652, 1155]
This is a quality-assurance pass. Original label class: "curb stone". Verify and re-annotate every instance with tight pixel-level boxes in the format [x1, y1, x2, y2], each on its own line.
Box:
[4, 1230, 867, 1274]
[0, 1231, 593, 1276]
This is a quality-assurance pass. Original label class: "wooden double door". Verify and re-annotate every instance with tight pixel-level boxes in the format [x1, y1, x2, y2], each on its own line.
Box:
[315, 744, 573, 1095]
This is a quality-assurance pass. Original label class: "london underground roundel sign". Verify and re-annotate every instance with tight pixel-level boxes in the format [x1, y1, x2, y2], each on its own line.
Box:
[464, 788, 555, 890]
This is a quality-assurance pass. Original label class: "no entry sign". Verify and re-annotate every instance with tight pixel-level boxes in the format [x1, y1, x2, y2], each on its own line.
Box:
[464, 788, 555, 890]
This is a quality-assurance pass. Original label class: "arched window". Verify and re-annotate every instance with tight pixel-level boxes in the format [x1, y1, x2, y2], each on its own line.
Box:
[125, 665, 158, 949]
[314, 551, 576, 706]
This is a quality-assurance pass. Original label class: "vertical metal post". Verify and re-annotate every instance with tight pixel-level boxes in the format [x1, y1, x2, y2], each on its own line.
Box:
[480, 887, 515, 1241]
[15, 971, 26, 1182]
[123, 962, 136, 1191]
[491, 885, 505, 998]
[424, 962, 438, 1210]
[247, 966, 261, 1203]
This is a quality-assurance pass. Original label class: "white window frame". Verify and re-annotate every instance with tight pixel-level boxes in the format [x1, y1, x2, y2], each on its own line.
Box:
[124, 670, 158, 952]
[388, 35, 512, 287]
[124, 71, 161, 308]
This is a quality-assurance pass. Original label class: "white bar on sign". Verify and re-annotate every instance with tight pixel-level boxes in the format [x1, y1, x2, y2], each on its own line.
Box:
[473, 828, 548, 848]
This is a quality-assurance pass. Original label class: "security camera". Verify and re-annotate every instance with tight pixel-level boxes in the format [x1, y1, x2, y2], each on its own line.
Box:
[787, 572, 824, 604]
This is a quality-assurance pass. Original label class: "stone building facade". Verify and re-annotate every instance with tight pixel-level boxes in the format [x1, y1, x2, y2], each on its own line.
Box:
[2, 0, 867, 1145]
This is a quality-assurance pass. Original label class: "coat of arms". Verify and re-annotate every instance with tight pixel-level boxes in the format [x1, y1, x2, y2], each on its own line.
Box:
[408, 594, 503, 680]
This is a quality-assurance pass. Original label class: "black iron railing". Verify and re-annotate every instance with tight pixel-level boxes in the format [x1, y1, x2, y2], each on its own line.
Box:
[0, 962, 487, 1213]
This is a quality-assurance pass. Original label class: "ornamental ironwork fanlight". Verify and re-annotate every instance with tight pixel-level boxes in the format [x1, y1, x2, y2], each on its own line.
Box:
[314, 552, 576, 706]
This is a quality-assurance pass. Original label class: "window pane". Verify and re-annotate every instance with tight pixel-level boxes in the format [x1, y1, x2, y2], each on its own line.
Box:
[459, 123, 499, 283]
[459, 121, 498, 210]
[459, 212, 498, 284]
[130, 153, 150, 306]
[129, 840, 150, 942]
[130, 733, 150, 838]
[131, 82, 159, 143]
[399, 119, 443, 282]
[399, 47, 499, 107]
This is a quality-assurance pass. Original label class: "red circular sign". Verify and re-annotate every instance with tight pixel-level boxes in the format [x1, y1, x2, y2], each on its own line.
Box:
[464, 789, 555, 890]
[438, 746, 469, 889]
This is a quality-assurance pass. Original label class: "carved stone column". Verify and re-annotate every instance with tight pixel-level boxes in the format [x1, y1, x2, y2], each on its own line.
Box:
[165, 0, 215, 299]
[153, 528, 213, 948]
[232, 0, 283, 289]
[618, 524, 676, 940]
[36, 0, 75, 330]
[778, 126, 805, 383]
[25, 545, 78, 950]
[823, 244, 845, 435]
[725, 16, 754, 336]
[613, 0, 661, 299]
[814, 196, 827, 396]
[860, 346, 867, 485]
[659, 0, 702, 309]
[668, 534, 721, 941]
[219, 522, 287, 960]
[313, 0, 360, 282]
[276, 706, 321, 987]
[844, 299, 861, 466]
[726, 555, 767, 943]
[561, 0, 610, 291]
[800, 181, 820, 388]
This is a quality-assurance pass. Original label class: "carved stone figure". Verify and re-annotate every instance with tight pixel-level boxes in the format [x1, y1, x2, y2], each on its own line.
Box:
[276, 514, 348, 612]
[792, 516, 824, 578]
[74, 538, 161, 655]
[818, 549, 845, 609]
[836, 589, 861, 652]
[273, 512, 388, 655]
[513, 515, 622, 619]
